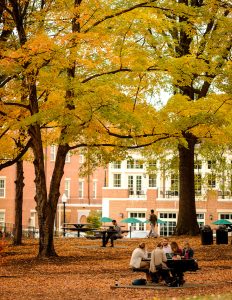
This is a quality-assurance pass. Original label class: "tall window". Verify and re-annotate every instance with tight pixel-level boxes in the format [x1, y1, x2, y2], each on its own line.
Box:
[50, 145, 56, 161]
[149, 174, 157, 187]
[112, 161, 121, 169]
[136, 176, 142, 193]
[0, 211, 5, 228]
[128, 175, 133, 194]
[128, 175, 142, 194]
[113, 174, 121, 187]
[93, 180, 97, 199]
[208, 173, 216, 188]
[196, 213, 205, 227]
[129, 212, 146, 230]
[195, 174, 202, 195]
[171, 173, 179, 195]
[64, 178, 70, 198]
[159, 213, 177, 236]
[0, 178, 6, 198]
[78, 181, 84, 198]
[65, 151, 71, 163]
[194, 160, 202, 170]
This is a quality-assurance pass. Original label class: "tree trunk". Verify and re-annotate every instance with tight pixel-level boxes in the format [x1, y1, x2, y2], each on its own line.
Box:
[175, 133, 200, 235]
[13, 160, 24, 245]
[30, 126, 69, 257]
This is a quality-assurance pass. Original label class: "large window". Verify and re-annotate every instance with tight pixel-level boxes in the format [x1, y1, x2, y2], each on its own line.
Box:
[208, 173, 216, 188]
[113, 174, 121, 187]
[149, 174, 157, 187]
[128, 175, 142, 194]
[159, 213, 177, 236]
[78, 181, 84, 198]
[127, 159, 143, 169]
[112, 161, 121, 169]
[0, 211, 5, 229]
[0, 178, 6, 198]
[195, 174, 202, 195]
[50, 145, 56, 161]
[93, 180, 97, 199]
[65, 151, 71, 163]
[129, 212, 146, 231]
[196, 213, 205, 227]
[64, 178, 70, 199]
[220, 213, 232, 220]
[170, 174, 179, 196]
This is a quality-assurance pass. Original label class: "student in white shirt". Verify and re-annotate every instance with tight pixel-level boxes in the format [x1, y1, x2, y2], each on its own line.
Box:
[130, 242, 152, 282]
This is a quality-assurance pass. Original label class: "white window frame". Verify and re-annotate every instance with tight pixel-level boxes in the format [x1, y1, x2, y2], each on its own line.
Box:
[113, 174, 121, 187]
[93, 180, 97, 199]
[0, 177, 6, 198]
[78, 180, 84, 198]
[79, 155, 84, 163]
[149, 174, 157, 187]
[50, 145, 56, 162]
[112, 161, 121, 169]
[65, 151, 71, 163]
[64, 178, 71, 199]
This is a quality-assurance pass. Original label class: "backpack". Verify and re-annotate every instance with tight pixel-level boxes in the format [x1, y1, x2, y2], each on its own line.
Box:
[132, 278, 147, 285]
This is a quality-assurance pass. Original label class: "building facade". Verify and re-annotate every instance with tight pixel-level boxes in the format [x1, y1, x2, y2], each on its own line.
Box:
[0, 148, 232, 236]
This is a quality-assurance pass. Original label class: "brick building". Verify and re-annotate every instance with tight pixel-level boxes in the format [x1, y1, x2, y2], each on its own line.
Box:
[0, 148, 232, 236]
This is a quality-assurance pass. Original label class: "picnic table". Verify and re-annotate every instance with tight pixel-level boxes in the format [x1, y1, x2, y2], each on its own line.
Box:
[62, 223, 94, 237]
[135, 256, 198, 287]
[92, 228, 129, 247]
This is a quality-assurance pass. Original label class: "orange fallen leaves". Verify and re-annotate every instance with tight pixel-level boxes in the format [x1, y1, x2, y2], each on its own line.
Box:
[0, 236, 232, 300]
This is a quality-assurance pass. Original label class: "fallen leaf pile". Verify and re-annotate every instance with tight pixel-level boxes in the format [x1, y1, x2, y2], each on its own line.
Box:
[0, 236, 231, 300]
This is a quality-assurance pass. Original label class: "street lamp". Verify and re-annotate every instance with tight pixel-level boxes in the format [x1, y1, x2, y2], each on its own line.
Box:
[61, 193, 68, 237]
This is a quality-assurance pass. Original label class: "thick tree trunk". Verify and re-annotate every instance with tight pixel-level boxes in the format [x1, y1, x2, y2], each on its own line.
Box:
[13, 160, 24, 245]
[175, 133, 200, 235]
[30, 125, 69, 257]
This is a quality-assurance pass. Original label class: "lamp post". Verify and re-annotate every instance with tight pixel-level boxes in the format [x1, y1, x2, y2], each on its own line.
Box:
[62, 193, 68, 237]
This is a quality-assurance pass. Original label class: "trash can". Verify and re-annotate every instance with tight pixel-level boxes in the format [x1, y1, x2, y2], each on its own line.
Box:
[200, 225, 213, 245]
[216, 226, 228, 244]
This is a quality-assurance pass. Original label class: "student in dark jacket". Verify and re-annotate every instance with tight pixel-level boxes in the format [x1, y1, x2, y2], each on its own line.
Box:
[182, 241, 194, 259]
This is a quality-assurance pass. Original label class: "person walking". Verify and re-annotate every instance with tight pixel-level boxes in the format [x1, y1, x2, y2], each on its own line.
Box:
[147, 209, 157, 238]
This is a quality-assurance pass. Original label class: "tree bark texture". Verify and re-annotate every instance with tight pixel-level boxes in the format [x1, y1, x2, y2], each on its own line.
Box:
[175, 133, 200, 235]
[13, 160, 24, 245]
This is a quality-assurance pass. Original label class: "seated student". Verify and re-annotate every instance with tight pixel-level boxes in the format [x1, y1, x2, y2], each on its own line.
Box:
[130, 242, 152, 282]
[182, 241, 199, 271]
[182, 241, 194, 259]
[149, 242, 171, 284]
[105, 220, 122, 247]
[170, 241, 182, 259]
[169, 241, 185, 285]
[161, 238, 172, 257]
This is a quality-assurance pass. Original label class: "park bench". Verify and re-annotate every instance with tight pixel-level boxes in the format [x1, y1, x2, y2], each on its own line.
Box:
[131, 258, 199, 287]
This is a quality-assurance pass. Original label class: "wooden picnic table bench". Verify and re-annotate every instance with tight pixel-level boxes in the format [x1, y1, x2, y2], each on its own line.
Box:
[91, 229, 129, 247]
[62, 223, 95, 237]
[132, 257, 198, 287]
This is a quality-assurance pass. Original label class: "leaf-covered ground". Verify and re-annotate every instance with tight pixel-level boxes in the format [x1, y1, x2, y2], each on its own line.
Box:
[0, 236, 232, 300]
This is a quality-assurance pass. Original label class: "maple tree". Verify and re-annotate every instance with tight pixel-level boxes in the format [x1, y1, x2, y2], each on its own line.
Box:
[0, 0, 175, 257]
[134, 0, 232, 235]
